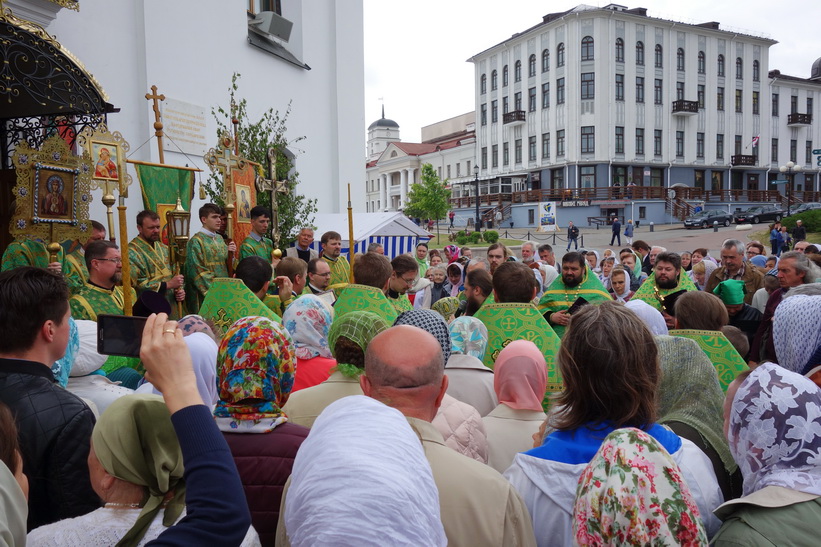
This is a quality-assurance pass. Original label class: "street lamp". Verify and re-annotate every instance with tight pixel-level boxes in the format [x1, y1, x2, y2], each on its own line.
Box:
[473, 164, 480, 231]
[779, 161, 803, 217]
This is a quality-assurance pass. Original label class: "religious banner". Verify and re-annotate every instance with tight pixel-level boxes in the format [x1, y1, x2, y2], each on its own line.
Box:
[537, 201, 557, 232]
[133, 163, 195, 243]
[230, 162, 257, 248]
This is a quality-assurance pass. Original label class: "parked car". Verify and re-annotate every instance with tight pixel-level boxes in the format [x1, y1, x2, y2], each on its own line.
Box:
[683, 209, 735, 229]
[786, 202, 821, 217]
[733, 205, 784, 224]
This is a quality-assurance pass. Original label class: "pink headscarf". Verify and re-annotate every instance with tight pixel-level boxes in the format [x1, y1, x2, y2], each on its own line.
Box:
[493, 340, 547, 411]
[444, 245, 461, 264]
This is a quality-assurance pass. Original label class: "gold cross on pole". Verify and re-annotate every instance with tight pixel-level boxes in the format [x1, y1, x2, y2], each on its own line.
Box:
[145, 85, 166, 164]
[204, 133, 245, 273]
[255, 147, 289, 248]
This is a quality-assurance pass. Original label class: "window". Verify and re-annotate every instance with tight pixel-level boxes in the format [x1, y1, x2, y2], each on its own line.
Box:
[580, 166, 596, 188]
[791, 95, 798, 114]
[790, 139, 797, 162]
[717, 87, 725, 111]
[752, 91, 760, 115]
[514, 60, 522, 82]
[491, 144, 498, 168]
[615, 74, 624, 101]
[808, 97, 814, 114]
[447, 165, 451, 179]
[698, 84, 705, 108]
[515, 139, 522, 164]
[736, 57, 743, 79]
[676, 48, 685, 71]
[771, 138, 778, 163]
[581, 72, 595, 100]
[551, 167, 564, 188]
[528, 87, 536, 112]
[528, 54, 536, 77]
[698, 51, 705, 74]
[480, 104, 487, 125]
[636, 41, 644, 66]
[716, 134, 724, 160]
[542, 49, 550, 72]
[503, 142, 510, 165]
[753, 60, 760, 82]
[615, 38, 624, 62]
[557, 130, 566, 157]
[676, 131, 684, 157]
[557, 43, 565, 67]
[557, 78, 565, 104]
[467, 160, 471, 174]
[697, 132, 705, 158]
[734, 135, 742, 155]
[503, 65, 509, 86]
[636, 77, 645, 103]
[491, 100, 498, 123]
[639, 206, 647, 219]
[676, 82, 685, 101]
[503, 96, 509, 113]
[542, 133, 550, 159]
[636, 128, 645, 155]
[481, 74, 487, 94]
[456, 163, 461, 177]
[717, 54, 725, 77]
[581, 36, 594, 61]
[807, 140, 813, 165]
[654, 79, 663, 105]
[542, 82, 550, 108]
[491, 70, 498, 90]
[481, 147, 487, 169]
[655, 44, 663, 68]
[772, 93, 779, 116]
[514, 91, 522, 111]
[735, 89, 742, 113]
[654, 130, 662, 156]
[615, 126, 625, 154]
[529, 136, 537, 161]
[581, 126, 595, 154]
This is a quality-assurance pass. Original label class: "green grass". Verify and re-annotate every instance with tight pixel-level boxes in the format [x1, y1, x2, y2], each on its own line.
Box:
[423, 234, 524, 248]
[749, 230, 821, 246]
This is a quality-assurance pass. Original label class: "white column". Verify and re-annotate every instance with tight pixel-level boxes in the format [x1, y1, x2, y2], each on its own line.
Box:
[400, 169, 408, 207]
[380, 173, 387, 211]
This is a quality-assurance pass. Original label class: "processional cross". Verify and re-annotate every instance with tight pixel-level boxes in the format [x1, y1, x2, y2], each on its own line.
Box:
[204, 133, 245, 273]
[145, 85, 166, 164]
[255, 147, 289, 248]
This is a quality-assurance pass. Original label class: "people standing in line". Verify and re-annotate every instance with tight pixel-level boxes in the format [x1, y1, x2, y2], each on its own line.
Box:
[610, 217, 621, 246]
[566, 221, 579, 251]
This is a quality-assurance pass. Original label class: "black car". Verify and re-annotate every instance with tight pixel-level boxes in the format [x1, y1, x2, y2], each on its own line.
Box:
[683, 209, 734, 229]
[786, 202, 821, 216]
[733, 205, 784, 224]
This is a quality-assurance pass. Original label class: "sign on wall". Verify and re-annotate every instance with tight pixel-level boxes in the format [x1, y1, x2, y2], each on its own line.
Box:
[162, 98, 208, 156]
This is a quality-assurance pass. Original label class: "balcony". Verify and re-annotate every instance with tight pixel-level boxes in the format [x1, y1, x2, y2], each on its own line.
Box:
[503, 110, 526, 125]
[731, 154, 757, 167]
[787, 113, 812, 126]
[672, 100, 699, 116]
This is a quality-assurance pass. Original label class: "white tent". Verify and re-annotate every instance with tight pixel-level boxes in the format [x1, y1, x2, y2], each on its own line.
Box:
[307, 212, 431, 258]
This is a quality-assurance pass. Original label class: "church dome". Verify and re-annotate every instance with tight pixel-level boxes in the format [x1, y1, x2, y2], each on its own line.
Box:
[368, 106, 399, 130]
[811, 57, 821, 80]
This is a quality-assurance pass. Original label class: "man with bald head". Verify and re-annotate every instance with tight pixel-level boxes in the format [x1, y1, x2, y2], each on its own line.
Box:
[362, 326, 536, 547]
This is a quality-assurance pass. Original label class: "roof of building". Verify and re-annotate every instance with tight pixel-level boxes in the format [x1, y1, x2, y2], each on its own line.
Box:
[368, 105, 400, 130]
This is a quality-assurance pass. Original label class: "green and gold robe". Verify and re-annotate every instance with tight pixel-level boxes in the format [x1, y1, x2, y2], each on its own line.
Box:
[199, 278, 281, 335]
[1, 239, 65, 272]
[387, 293, 414, 314]
[334, 284, 398, 324]
[631, 271, 698, 312]
[322, 253, 351, 286]
[669, 329, 748, 391]
[129, 236, 179, 316]
[239, 233, 274, 261]
[64, 247, 88, 296]
[69, 283, 138, 321]
[184, 230, 228, 314]
[537, 267, 612, 337]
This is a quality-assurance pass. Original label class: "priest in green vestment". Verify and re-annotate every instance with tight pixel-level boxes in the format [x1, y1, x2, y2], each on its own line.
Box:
[63, 220, 107, 296]
[69, 240, 137, 321]
[538, 251, 612, 338]
[386, 254, 417, 314]
[333, 252, 398, 324]
[184, 204, 235, 314]
[474, 261, 562, 395]
[631, 251, 697, 328]
[129, 210, 185, 318]
[320, 230, 351, 287]
[1, 238, 65, 274]
[239, 205, 275, 261]
[199, 277, 281, 335]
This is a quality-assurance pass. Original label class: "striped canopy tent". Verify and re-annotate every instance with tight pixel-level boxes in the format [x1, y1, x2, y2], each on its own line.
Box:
[308, 212, 431, 258]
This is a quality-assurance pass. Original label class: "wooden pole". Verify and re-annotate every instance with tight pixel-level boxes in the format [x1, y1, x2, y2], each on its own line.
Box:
[347, 183, 355, 283]
[118, 198, 133, 315]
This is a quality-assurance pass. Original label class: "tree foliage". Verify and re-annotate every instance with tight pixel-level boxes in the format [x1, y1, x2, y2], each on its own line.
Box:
[203, 73, 317, 248]
[404, 163, 451, 238]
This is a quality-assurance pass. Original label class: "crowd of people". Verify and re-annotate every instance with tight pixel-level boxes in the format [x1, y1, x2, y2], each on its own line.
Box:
[1, 203, 821, 546]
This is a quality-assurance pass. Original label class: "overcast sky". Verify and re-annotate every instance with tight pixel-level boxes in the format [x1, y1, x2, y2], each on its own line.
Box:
[364, 0, 821, 145]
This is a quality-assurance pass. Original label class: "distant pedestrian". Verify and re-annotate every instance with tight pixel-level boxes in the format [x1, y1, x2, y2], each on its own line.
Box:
[792, 219, 806, 243]
[494, 209, 503, 229]
[610, 217, 621, 246]
[449, 210, 455, 228]
[769, 222, 781, 255]
[624, 219, 634, 245]
[779, 226, 791, 255]
[566, 221, 580, 251]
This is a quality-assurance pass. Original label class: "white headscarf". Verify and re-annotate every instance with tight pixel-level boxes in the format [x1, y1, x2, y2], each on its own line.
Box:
[137, 332, 218, 406]
[284, 395, 446, 546]
[0, 461, 26, 547]
[773, 294, 821, 376]
[69, 319, 107, 377]
[625, 299, 669, 336]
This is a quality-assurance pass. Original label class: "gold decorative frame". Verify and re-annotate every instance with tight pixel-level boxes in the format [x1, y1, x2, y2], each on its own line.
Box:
[235, 183, 252, 223]
[11, 134, 92, 243]
[77, 122, 131, 195]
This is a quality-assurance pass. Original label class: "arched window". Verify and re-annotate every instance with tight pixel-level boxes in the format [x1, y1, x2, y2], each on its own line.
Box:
[528, 54, 536, 77]
[480, 74, 487, 94]
[636, 41, 644, 66]
[698, 51, 705, 74]
[676, 48, 685, 71]
[717, 54, 725, 77]
[581, 36, 594, 61]
[736, 57, 743, 79]
[514, 60, 522, 82]
[753, 60, 760, 82]
[557, 43, 565, 67]
[541, 49, 550, 72]
[503, 65, 509, 86]
[615, 38, 624, 62]
[491, 69, 498, 90]
[654, 44, 663, 68]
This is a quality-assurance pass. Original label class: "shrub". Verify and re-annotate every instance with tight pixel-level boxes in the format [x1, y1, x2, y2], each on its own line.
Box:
[469, 231, 483, 244]
[456, 230, 467, 238]
[456, 235, 469, 245]
[483, 230, 500, 243]
[782, 209, 821, 233]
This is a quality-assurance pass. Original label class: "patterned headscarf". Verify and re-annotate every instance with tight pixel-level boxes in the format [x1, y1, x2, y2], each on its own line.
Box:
[445, 244, 461, 264]
[283, 295, 334, 360]
[431, 296, 460, 321]
[773, 294, 821, 376]
[729, 362, 821, 497]
[214, 316, 295, 433]
[52, 316, 78, 387]
[625, 299, 668, 336]
[177, 314, 217, 341]
[394, 309, 451, 363]
[328, 311, 390, 377]
[573, 428, 708, 546]
[494, 340, 546, 411]
[448, 316, 488, 360]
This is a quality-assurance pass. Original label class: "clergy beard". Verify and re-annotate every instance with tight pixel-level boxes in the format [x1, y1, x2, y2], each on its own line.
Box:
[563, 273, 582, 288]
[465, 294, 484, 316]
[656, 276, 677, 290]
[111, 273, 122, 285]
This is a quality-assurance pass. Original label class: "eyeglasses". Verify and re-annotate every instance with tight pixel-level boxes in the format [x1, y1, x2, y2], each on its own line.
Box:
[95, 257, 122, 264]
[400, 275, 417, 286]
[313, 272, 331, 277]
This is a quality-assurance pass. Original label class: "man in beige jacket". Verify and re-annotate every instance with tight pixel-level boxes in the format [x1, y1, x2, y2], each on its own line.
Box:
[360, 325, 537, 547]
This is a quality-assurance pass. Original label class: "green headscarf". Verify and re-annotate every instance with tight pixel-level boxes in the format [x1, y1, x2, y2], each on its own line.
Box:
[91, 394, 185, 547]
[431, 296, 460, 321]
[327, 311, 390, 378]
[713, 279, 746, 305]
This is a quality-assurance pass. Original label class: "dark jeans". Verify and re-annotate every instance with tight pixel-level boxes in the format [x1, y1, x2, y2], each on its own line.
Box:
[566, 237, 578, 250]
[610, 233, 621, 246]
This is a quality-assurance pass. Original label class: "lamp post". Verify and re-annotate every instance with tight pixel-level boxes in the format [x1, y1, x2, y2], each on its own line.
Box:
[473, 164, 480, 231]
[779, 161, 803, 217]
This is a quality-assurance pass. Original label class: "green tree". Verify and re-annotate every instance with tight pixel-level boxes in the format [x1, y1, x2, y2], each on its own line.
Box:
[404, 163, 451, 239]
[203, 73, 317, 248]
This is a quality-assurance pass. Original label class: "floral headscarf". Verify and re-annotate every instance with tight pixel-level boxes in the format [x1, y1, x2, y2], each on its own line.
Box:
[573, 428, 708, 546]
[728, 362, 821, 497]
[394, 309, 451, 363]
[445, 244, 461, 264]
[177, 314, 217, 341]
[448, 316, 488, 360]
[494, 340, 546, 411]
[214, 316, 295, 433]
[432, 296, 460, 322]
[773, 294, 821, 376]
[283, 295, 334, 360]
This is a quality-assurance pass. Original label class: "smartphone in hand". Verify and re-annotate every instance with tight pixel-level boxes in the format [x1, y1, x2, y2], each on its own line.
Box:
[97, 314, 147, 358]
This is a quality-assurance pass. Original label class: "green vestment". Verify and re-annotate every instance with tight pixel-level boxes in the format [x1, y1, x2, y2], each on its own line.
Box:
[128, 236, 179, 317]
[239, 234, 274, 261]
[537, 267, 612, 337]
[184, 231, 228, 314]
[64, 247, 88, 296]
[631, 271, 698, 312]
[387, 293, 414, 314]
[70, 283, 137, 321]
[669, 329, 748, 391]
[333, 284, 398, 324]
[199, 278, 281, 335]
[322, 253, 351, 286]
[1, 239, 65, 272]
